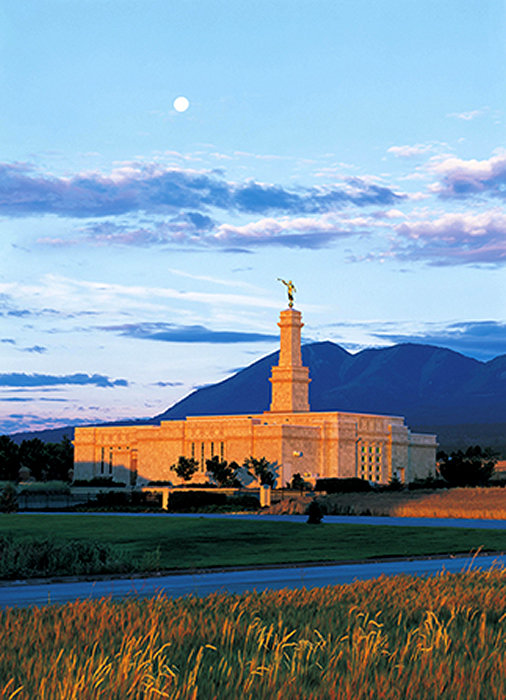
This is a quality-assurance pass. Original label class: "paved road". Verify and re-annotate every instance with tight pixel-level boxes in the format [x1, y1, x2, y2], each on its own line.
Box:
[2, 553, 505, 609]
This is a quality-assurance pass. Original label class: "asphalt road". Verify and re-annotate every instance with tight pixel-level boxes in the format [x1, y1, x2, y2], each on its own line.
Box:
[1, 552, 505, 609]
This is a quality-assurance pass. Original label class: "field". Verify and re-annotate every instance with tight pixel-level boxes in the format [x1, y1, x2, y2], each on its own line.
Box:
[269, 486, 506, 519]
[1, 514, 506, 579]
[0, 567, 505, 698]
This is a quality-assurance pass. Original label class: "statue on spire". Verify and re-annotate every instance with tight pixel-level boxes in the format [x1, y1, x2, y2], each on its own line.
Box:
[278, 278, 296, 308]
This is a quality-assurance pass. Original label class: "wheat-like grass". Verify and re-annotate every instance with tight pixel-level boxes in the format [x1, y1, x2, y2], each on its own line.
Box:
[1, 568, 506, 698]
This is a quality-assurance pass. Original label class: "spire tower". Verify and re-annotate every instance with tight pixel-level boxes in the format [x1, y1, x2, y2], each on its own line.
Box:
[269, 308, 310, 412]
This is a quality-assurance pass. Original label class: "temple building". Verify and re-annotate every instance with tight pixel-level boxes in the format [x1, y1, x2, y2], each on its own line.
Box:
[73, 307, 437, 486]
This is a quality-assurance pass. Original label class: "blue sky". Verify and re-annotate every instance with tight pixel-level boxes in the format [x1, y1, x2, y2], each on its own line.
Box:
[1, 0, 505, 434]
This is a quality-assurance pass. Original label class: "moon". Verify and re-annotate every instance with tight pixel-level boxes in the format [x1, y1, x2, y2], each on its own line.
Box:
[173, 96, 190, 113]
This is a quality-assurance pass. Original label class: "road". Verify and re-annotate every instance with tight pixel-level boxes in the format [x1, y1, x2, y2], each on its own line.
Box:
[1, 552, 505, 609]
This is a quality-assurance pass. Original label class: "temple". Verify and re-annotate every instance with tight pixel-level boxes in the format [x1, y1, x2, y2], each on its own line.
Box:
[73, 307, 437, 486]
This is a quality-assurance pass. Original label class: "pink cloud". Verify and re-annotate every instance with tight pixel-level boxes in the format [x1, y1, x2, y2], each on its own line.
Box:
[391, 209, 506, 265]
[431, 152, 506, 198]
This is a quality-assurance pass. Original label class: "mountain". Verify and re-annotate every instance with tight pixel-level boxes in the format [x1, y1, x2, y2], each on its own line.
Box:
[156, 341, 506, 426]
[9, 341, 506, 454]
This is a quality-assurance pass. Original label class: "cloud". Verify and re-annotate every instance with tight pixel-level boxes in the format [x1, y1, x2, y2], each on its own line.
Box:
[372, 321, 506, 362]
[212, 214, 369, 249]
[0, 397, 68, 403]
[388, 143, 440, 158]
[387, 209, 506, 265]
[0, 337, 48, 354]
[44, 212, 372, 251]
[0, 161, 404, 220]
[152, 381, 185, 387]
[431, 151, 506, 198]
[6, 309, 31, 318]
[0, 413, 94, 435]
[100, 322, 278, 344]
[447, 107, 489, 121]
[0, 373, 128, 388]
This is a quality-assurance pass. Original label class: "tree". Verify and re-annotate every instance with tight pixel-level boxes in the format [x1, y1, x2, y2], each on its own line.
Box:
[243, 456, 278, 487]
[45, 436, 74, 481]
[290, 473, 309, 491]
[0, 435, 74, 483]
[438, 446, 498, 487]
[0, 436, 20, 481]
[170, 455, 199, 482]
[206, 456, 240, 487]
[18, 438, 51, 481]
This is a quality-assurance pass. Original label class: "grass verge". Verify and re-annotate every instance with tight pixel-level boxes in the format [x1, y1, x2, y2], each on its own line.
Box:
[0, 514, 505, 579]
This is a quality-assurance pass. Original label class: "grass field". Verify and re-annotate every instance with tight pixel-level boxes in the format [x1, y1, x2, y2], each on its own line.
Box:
[1, 514, 506, 579]
[269, 486, 506, 519]
[0, 567, 505, 698]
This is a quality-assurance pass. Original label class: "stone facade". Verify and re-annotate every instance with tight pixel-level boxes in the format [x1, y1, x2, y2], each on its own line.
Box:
[74, 307, 437, 486]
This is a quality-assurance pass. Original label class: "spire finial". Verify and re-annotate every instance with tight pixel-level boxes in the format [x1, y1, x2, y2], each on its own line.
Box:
[277, 278, 296, 308]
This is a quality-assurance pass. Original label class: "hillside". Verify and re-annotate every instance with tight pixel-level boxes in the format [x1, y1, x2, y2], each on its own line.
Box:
[156, 341, 506, 425]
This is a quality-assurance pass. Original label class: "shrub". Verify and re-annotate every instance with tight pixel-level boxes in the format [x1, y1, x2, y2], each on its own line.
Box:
[168, 490, 227, 512]
[73, 477, 125, 487]
[383, 475, 404, 491]
[0, 534, 129, 579]
[407, 474, 447, 490]
[0, 483, 18, 513]
[290, 473, 310, 491]
[226, 494, 260, 511]
[315, 477, 372, 494]
[306, 499, 323, 524]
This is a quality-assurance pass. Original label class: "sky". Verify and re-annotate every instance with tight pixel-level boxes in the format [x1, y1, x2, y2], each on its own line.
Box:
[1, 0, 505, 434]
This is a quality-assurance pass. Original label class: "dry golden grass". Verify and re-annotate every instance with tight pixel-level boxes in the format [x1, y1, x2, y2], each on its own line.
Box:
[1, 568, 506, 698]
[267, 487, 506, 519]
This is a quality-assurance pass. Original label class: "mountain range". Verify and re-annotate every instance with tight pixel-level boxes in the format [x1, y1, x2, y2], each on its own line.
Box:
[10, 342, 506, 455]
[156, 341, 506, 425]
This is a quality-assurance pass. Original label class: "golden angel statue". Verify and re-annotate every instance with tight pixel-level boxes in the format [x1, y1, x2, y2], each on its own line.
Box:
[277, 278, 296, 308]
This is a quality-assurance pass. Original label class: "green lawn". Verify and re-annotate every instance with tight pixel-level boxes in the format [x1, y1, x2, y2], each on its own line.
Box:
[0, 514, 505, 572]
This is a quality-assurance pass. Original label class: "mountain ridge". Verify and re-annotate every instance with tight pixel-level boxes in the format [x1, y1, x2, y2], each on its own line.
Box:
[155, 340, 506, 425]
[8, 341, 506, 455]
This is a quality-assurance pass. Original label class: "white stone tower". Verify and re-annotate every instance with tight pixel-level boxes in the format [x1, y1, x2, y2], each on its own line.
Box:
[269, 308, 311, 412]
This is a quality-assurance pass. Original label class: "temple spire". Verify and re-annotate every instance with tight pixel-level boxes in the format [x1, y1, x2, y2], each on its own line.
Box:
[269, 308, 310, 412]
